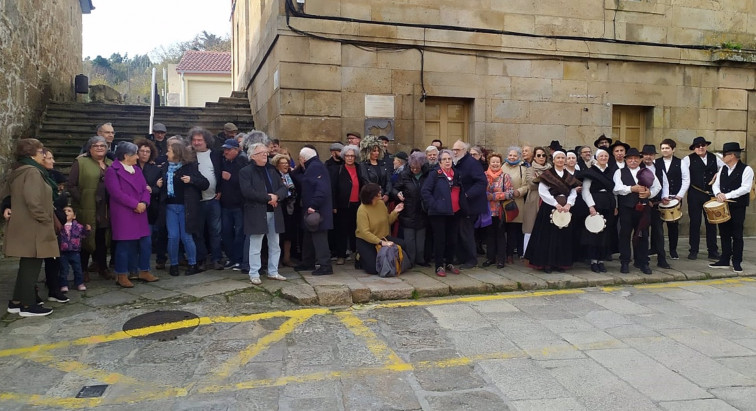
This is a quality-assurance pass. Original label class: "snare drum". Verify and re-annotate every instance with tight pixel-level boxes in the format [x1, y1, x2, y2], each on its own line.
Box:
[704, 199, 730, 224]
[550, 210, 572, 229]
[658, 198, 682, 222]
[584, 213, 606, 234]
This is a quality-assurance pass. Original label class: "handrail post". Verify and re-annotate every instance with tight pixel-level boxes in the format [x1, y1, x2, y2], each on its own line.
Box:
[149, 67, 156, 134]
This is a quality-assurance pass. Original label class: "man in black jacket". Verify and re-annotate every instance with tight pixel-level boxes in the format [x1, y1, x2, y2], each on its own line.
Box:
[190, 127, 225, 270]
[682, 136, 724, 260]
[219, 139, 248, 270]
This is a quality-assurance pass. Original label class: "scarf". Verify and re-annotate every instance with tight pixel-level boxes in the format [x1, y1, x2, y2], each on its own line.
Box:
[486, 167, 503, 182]
[529, 161, 551, 184]
[505, 158, 520, 166]
[19, 157, 58, 202]
[166, 162, 181, 198]
[539, 168, 581, 197]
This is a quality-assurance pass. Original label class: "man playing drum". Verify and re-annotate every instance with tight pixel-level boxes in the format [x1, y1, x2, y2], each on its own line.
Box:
[641, 145, 672, 269]
[682, 136, 724, 260]
[655, 139, 689, 259]
[614, 148, 661, 274]
[709, 142, 753, 274]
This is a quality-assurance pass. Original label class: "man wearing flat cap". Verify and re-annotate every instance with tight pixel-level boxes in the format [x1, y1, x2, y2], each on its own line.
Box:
[682, 136, 725, 260]
[709, 142, 753, 274]
[149, 122, 169, 165]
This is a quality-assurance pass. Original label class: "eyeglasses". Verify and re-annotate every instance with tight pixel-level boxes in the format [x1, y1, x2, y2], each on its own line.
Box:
[91, 144, 107, 149]
[535, 153, 547, 158]
[694, 144, 707, 148]
[343, 154, 355, 158]
[452, 148, 462, 152]
[253, 151, 268, 156]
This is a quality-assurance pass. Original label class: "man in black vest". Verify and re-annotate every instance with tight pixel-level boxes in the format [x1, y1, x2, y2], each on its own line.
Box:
[641, 145, 671, 269]
[709, 142, 753, 274]
[655, 138, 689, 259]
[682, 136, 724, 260]
[613, 148, 661, 274]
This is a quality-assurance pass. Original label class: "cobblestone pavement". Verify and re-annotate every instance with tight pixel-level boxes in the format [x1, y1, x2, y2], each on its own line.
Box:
[1, 240, 756, 409]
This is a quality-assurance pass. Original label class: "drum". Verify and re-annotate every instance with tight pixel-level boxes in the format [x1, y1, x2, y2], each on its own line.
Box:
[584, 213, 606, 234]
[659, 198, 682, 222]
[550, 210, 572, 229]
[704, 199, 730, 224]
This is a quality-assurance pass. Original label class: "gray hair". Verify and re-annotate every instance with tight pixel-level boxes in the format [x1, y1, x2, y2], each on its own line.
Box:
[96, 122, 113, 133]
[454, 140, 470, 151]
[300, 147, 317, 162]
[507, 146, 522, 160]
[425, 145, 439, 154]
[439, 149, 454, 160]
[243, 130, 271, 151]
[340, 144, 359, 160]
[247, 142, 267, 158]
[470, 145, 483, 156]
[115, 142, 138, 161]
[84, 136, 107, 153]
[409, 151, 427, 169]
[187, 126, 214, 148]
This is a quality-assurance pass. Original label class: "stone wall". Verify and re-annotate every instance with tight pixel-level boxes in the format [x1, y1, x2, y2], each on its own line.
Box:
[0, 0, 82, 175]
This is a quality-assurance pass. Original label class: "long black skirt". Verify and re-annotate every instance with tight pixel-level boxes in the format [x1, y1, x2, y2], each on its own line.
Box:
[524, 203, 573, 269]
[581, 207, 615, 260]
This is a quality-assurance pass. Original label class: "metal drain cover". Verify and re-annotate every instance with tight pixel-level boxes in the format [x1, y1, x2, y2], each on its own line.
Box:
[122, 310, 199, 341]
[76, 384, 108, 398]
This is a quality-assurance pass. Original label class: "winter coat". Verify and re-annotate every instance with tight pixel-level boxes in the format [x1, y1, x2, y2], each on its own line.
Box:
[104, 160, 151, 241]
[332, 164, 362, 209]
[501, 162, 528, 224]
[59, 220, 90, 252]
[523, 162, 552, 233]
[239, 163, 288, 235]
[454, 153, 489, 216]
[157, 162, 209, 234]
[392, 167, 429, 229]
[300, 156, 333, 231]
[421, 167, 462, 216]
[139, 162, 162, 225]
[0, 164, 59, 258]
[68, 155, 112, 252]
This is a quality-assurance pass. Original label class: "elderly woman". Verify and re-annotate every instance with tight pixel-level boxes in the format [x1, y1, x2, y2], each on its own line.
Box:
[156, 141, 209, 276]
[580, 148, 616, 272]
[566, 150, 589, 263]
[421, 149, 462, 277]
[393, 151, 430, 266]
[355, 183, 407, 274]
[68, 135, 113, 281]
[522, 146, 551, 256]
[331, 144, 362, 265]
[272, 152, 299, 266]
[483, 153, 515, 268]
[1, 139, 58, 316]
[359, 135, 391, 202]
[501, 146, 528, 263]
[524, 149, 581, 273]
[104, 142, 158, 287]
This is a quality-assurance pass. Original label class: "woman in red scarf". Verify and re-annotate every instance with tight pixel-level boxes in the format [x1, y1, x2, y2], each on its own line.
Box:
[421, 149, 462, 277]
[483, 153, 514, 268]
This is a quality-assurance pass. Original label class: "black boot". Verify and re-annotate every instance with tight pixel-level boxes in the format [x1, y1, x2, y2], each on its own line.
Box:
[169, 265, 180, 277]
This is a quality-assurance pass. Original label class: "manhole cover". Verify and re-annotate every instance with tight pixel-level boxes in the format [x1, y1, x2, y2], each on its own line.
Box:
[76, 384, 108, 398]
[122, 310, 200, 341]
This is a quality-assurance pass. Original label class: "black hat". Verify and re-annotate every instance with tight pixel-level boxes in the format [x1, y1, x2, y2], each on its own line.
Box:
[594, 134, 612, 148]
[609, 140, 630, 152]
[378, 135, 389, 142]
[689, 136, 712, 150]
[394, 151, 408, 161]
[625, 147, 641, 158]
[641, 144, 657, 155]
[549, 140, 562, 150]
[721, 142, 744, 153]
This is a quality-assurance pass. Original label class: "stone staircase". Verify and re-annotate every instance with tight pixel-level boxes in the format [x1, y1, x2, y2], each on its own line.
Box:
[38, 91, 254, 171]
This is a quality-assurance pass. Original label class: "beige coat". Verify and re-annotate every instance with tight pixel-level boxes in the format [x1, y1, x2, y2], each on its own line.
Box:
[501, 163, 528, 224]
[522, 162, 552, 233]
[1, 165, 59, 258]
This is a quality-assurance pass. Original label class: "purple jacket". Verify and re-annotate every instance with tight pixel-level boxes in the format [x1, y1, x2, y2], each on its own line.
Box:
[104, 160, 151, 241]
[59, 220, 89, 252]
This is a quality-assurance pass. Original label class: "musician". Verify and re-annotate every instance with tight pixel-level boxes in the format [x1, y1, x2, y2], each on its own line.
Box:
[581, 149, 616, 272]
[613, 148, 661, 274]
[609, 140, 630, 170]
[578, 145, 594, 171]
[594, 134, 612, 150]
[655, 138, 689, 259]
[682, 136, 724, 260]
[641, 144, 671, 269]
[710, 142, 753, 274]
[523, 149, 581, 273]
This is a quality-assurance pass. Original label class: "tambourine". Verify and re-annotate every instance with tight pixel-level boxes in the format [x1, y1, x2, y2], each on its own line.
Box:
[584, 213, 606, 233]
[550, 210, 572, 229]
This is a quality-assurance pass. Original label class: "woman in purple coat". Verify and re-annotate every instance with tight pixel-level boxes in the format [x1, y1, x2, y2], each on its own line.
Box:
[104, 142, 159, 288]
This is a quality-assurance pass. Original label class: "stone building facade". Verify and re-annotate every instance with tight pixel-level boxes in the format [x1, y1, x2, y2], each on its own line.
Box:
[234, 1, 756, 228]
[0, 0, 89, 173]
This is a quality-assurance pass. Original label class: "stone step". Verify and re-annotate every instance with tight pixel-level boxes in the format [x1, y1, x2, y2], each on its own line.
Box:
[230, 90, 247, 98]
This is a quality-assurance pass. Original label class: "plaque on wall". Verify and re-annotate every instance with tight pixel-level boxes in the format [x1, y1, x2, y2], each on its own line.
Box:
[364, 118, 394, 141]
[365, 95, 395, 118]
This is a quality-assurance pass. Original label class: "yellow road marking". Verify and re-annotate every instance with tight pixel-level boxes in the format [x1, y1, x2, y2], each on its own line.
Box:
[335, 311, 410, 370]
[601, 277, 755, 292]
[364, 289, 585, 310]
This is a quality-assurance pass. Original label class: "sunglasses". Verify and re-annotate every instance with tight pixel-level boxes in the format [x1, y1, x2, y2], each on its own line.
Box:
[535, 153, 547, 158]
[694, 144, 707, 148]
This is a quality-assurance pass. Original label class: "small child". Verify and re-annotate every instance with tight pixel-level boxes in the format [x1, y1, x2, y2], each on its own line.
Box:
[58, 207, 90, 292]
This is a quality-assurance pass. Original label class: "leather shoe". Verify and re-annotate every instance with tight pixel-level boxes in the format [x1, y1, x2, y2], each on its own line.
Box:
[590, 263, 600, 273]
[657, 261, 671, 269]
[687, 252, 698, 260]
[640, 265, 652, 275]
[496, 263, 505, 269]
[481, 260, 495, 267]
[708, 251, 721, 260]
[597, 262, 607, 272]
[620, 262, 629, 273]
[312, 265, 333, 276]
[169, 265, 180, 276]
[670, 250, 679, 260]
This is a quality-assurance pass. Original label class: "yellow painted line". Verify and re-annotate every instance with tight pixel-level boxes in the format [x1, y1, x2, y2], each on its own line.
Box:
[336, 312, 410, 370]
[601, 277, 756, 292]
[23, 352, 143, 386]
[210, 314, 314, 380]
[0, 392, 101, 409]
[363, 289, 585, 310]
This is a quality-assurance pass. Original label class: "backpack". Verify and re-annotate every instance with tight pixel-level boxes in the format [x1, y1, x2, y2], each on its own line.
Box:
[375, 243, 405, 277]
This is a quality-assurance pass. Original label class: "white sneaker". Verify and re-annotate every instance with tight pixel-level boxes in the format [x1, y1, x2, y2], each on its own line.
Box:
[250, 277, 262, 285]
[267, 273, 287, 281]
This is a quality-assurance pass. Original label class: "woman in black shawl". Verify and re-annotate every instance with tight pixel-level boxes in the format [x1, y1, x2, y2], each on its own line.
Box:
[580, 148, 616, 272]
[524, 149, 581, 273]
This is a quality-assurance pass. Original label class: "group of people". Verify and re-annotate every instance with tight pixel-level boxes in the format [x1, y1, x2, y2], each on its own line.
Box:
[1, 122, 751, 316]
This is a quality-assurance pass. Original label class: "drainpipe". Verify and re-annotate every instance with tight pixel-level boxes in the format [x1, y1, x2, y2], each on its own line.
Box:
[149, 67, 156, 134]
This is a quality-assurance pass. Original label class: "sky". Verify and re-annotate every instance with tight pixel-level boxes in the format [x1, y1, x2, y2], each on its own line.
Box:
[83, 0, 232, 60]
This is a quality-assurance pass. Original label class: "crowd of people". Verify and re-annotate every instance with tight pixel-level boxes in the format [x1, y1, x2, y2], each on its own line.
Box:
[1, 122, 752, 317]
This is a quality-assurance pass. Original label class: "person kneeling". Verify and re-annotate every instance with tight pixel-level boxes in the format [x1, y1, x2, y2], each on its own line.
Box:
[355, 183, 410, 274]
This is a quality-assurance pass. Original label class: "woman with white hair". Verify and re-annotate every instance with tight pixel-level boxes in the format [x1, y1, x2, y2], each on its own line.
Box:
[393, 151, 430, 266]
[501, 146, 528, 263]
[580, 148, 616, 272]
[331, 144, 362, 265]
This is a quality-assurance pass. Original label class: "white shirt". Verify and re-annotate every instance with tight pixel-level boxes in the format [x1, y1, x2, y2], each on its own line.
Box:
[681, 153, 725, 184]
[612, 166, 661, 198]
[662, 156, 690, 198]
[196, 150, 217, 201]
[642, 162, 669, 199]
[712, 162, 754, 200]
[538, 168, 578, 207]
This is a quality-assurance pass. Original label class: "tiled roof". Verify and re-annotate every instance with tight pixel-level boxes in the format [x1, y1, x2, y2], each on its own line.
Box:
[176, 51, 231, 73]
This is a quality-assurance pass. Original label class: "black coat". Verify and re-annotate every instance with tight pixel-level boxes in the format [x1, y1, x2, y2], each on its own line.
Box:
[332, 164, 362, 209]
[157, 162, 209, 234]
[139, 162, 162, 225]
[219, 154, 249, 209]
[393, 166, 429, 229]
[454, 153, 488, 215]
[422, 167, 462, 216]
[239, 163, 288, 235]
[300, 156, 333, 231]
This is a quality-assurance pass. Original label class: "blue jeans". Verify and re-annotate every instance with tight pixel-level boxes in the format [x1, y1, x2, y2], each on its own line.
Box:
[114, 236, 152, 274]
[166, 204, 197, 266]
[59, 251, 84, 286]
[248, 212, 280, 279]
[194, 198, 223, 263]
[221, 207, 244, 264]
